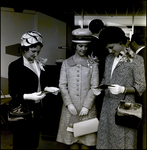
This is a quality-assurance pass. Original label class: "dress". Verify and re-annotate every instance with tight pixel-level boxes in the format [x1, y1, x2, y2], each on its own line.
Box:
[96, 54, 146, 149]
[56, 56, 99, 146]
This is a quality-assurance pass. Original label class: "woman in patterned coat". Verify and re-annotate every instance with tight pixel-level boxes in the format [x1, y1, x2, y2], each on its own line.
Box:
[96, 27, 146, 149]
[56, 29, 99, 149]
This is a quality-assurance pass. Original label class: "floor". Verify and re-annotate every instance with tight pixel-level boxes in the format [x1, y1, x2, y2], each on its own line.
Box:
[0, 129, 69, 149]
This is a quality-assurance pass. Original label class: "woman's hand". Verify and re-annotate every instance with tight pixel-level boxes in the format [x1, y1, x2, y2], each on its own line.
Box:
[93, 88, 103, 96]
[79, 107, 89, 116]
[23, 92, 46, 103]
[67, 104, 77, 115]
[108, 84, 125, 95]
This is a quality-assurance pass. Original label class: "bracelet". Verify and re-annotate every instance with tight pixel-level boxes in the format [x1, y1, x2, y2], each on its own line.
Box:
[123, 87, 127, 94]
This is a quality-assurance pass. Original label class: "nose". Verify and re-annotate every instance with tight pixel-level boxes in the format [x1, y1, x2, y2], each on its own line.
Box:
[108, 49, 113, 53]
[82, 46, 87, 50]
[33, 52, 38, 58]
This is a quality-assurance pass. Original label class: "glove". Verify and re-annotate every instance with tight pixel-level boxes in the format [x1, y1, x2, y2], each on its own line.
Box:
[79, 107, 89, 116]
[67, 104, 77, 115]
[23, 92, 46, 103]
[92, 88, 102, 96]
[108, 84, 125, 95]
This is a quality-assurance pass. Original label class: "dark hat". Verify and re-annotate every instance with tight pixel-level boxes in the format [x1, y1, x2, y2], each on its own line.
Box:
[72, 28, 92, 43]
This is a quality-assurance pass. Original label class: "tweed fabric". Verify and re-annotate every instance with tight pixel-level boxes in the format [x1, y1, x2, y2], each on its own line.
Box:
[56, 56, 99, 146]
[96, 54, 146, 149]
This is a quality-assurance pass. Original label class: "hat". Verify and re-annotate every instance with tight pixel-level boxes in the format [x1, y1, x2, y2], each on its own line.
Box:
[21, 30, 43, 46]
[72, 28, 92, 43]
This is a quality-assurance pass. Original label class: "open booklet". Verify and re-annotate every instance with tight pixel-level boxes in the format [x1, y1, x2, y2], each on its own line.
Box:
[41, 87, 60, 95]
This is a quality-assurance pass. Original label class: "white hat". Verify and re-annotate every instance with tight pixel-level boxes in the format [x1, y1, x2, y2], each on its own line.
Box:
[72, 28, 92, 43]
[21, 30, 43, 46]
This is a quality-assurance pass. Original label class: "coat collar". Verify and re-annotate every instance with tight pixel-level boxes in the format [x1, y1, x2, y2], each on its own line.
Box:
[67, 56, 88, 67]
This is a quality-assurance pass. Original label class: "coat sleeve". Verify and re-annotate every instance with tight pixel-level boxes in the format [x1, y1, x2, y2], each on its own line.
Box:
[133, 55, 146, 96]
[8, 62, 24, 105]
[82, 63, 99, 109]
[59, 61, 73, 107]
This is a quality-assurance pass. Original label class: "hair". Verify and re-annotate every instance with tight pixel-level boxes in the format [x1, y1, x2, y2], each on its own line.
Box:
[89, 19, 104, 33]
[99, 26, 127, 46]
[131, 33, 145, 45]
[71, 42, 92, 56]
[21, 42, 43, 52]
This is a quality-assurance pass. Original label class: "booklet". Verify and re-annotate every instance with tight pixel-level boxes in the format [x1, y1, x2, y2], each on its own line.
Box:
[98, 84, 114, 89]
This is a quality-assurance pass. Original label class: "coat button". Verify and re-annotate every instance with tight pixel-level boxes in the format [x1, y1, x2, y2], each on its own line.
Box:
[77, 75, 79, 77]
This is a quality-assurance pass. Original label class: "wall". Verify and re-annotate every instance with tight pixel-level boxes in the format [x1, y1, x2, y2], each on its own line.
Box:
[38, 12, 66, 65]
[1, 7, 66, 94]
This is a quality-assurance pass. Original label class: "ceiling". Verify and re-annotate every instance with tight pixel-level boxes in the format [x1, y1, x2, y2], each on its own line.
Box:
[1, 1, 146, 22]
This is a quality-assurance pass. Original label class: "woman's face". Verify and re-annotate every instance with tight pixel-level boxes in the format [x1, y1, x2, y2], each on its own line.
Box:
[106, 43, 123, 57]
[23, 45, 41, 62]
[75, 43, 88, 57]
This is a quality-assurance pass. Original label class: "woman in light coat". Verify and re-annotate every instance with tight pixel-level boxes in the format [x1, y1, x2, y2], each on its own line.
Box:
[56, 29, 99, 149]
[96, 27, 146, 149]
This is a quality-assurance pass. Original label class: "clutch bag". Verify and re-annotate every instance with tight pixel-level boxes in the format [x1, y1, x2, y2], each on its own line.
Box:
[8, 104, 32, 121]
[73, 118, 99, 137]
[115, 100, 142, 129]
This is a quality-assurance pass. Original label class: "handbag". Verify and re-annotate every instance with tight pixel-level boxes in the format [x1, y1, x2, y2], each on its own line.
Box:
[115, 100, 142, 129]
[8, 104, 32, 122]
[73, 118, 99, 137]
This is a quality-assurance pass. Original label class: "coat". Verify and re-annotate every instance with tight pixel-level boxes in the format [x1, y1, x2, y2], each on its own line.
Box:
[8, 56, 49, 149]
[96, 54, 146, 149]
[56, 56, 99, 146]
[8, 56, 49, 106]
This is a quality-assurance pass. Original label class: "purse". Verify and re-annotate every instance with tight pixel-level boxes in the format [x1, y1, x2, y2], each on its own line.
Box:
[73, 118, 99, 137]
[115, 100, 142, 129]
[8, 104, 32, 122]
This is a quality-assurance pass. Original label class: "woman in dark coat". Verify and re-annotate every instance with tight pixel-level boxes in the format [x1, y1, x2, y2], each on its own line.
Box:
[56, 28, 99, 149]
[96, 27, 146, 149]
[8, 30, 57, 150]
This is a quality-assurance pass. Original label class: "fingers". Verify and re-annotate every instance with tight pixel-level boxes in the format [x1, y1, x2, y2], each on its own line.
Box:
[79, 107, 89, 116]
[93, 88, 102, 95]
[108, 84, 125, 94]
[68, 104, 77, 115]
[70, 108, 77, 115]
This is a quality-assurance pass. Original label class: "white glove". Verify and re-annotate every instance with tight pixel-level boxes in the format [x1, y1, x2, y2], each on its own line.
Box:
[79, 107, 89, 116]
[67, 104, 77, 115]
[108, 84, 125, 95]
[92, 88, 103, 96]
[23, 92, 46, 103]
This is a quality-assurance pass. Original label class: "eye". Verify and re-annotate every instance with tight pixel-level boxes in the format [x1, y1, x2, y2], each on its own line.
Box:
[32, 50, 36, 53]
[78, 44, 83, 47]
[108, 46, 113, 49]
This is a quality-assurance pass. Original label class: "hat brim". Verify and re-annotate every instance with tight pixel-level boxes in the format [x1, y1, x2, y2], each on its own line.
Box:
[72, 40, 91, 43]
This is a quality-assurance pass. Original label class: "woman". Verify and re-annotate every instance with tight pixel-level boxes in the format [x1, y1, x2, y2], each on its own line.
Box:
[56, 28, 99, 149]
[96, 27, 146, 149]
[8, 30, 58, 149]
